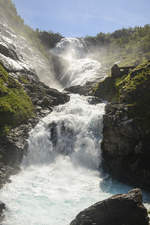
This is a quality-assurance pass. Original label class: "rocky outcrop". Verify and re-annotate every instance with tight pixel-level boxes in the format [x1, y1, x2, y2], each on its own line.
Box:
[100, 62, 150, 189]
[70, 189, 148, 225]
[93, 64, 136, 102]
[111, 64, 135, 78]
[93, 76, 118, 102]
[64, 81, 97, 96]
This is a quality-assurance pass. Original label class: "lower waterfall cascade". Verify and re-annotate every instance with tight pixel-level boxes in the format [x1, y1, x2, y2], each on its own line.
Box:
[0, 37, 150, 225]
[0, 94, 133, 225]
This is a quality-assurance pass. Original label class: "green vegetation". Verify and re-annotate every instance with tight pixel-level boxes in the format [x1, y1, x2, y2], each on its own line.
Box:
[85, 25, 150, 68]
[18, 75, 30, 84]
[0, 64, 34, 136]
[116, 62, 150, 130]
[117, 61, 150, 100]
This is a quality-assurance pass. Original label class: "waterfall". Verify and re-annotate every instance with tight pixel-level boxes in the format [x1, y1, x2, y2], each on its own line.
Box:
[23, 94, 104, 169]
[52, 37, 103, 88]
[1, 37, 149, 225]
[0, 95, 112, 225]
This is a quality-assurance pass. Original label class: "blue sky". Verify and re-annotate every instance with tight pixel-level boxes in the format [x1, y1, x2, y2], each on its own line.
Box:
[12, 0, 150, 37]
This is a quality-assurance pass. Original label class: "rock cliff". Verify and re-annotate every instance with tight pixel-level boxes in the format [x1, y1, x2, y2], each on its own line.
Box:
[94, 62, 150, 189]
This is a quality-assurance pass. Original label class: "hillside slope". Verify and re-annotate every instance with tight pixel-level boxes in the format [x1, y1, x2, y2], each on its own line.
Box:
[84, 25, 150, 71]
[0, 0, 62, 87]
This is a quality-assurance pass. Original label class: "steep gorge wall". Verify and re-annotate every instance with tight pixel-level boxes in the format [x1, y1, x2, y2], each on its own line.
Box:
[94, 62, 150, 190]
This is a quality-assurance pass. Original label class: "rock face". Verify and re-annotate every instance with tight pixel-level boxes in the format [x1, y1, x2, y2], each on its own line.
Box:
[100, 62, 150, 189]
[70, 189, 149, 225]
[101, 103, 150, 188]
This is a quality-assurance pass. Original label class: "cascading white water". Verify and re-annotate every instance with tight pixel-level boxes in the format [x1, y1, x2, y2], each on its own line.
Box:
[52, 37, 104, 88]
[0, 95, 113, 225]
[0, 37, 150, 225]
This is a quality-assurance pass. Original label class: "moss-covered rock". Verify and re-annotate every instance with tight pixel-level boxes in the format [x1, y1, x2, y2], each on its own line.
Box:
[0, 64, 34, 135]
[117, 62, 150, 131]
[93, 76, 118, 102]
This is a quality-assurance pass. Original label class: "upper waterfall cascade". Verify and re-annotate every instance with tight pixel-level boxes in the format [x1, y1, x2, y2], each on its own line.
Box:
[52, 37, 103, 87]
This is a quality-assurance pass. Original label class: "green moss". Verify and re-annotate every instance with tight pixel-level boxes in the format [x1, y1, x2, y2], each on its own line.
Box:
[115, 75, 128, 87]
[18, 75, 30, 84]
[0, 64, 34, 136]
[118, 62, 150, 93]
[116, 62, 150, 131]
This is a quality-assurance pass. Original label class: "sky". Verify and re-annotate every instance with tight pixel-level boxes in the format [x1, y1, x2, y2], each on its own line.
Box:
[12, 0, 150, 37]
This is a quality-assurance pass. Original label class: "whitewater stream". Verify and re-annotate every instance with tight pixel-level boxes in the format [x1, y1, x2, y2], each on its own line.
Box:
[0, 38, 150, 225]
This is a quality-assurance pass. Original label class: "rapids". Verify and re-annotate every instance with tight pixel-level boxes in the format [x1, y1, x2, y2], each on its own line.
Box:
[0, 94, 132, 225]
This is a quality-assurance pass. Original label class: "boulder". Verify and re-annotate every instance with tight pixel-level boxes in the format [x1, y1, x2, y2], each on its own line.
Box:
[111, 64, 121, 78]
[70, 189, 149, 225]
[64, 81, 96, 96]
[65, 85, 90, 95]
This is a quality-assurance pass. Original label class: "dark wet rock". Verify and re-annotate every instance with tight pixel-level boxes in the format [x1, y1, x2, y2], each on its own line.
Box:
[0, 42, 18, 60]
[48, 121, 75, 155]
[70, 189, 149, 225]
[101, 102, 150, 189]
[111, 64, 121, 78]
[0, 201, 5, 221]
[64, 81, 96, 96]
[24, 80, 70, 109]
[65, 85, 89, 95]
